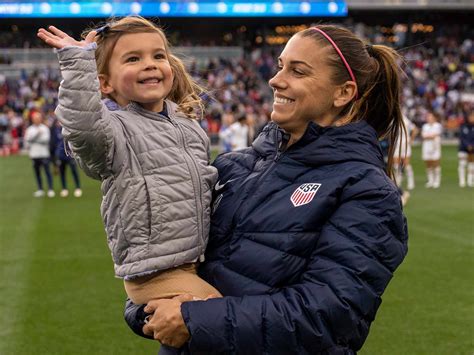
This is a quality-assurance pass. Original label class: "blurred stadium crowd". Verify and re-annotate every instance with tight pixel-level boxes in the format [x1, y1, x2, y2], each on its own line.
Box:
[0, 22, 473, 156]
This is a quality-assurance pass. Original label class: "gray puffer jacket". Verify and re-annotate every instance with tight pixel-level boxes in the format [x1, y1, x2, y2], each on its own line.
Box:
[55, 46, 218, 279]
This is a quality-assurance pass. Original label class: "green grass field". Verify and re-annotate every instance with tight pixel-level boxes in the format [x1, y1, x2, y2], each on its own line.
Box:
[0, 146, 472, 354]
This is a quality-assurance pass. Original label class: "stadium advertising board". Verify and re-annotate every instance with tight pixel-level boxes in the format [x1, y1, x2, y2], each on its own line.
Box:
[0, 1, 347, 17]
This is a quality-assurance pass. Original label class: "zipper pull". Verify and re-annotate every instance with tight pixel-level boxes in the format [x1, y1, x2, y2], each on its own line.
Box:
[275, 132, 290, 161]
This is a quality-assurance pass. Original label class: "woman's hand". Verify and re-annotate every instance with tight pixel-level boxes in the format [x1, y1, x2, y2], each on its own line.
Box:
[142, 295, 193, 348]
[37, 26, 96, 49]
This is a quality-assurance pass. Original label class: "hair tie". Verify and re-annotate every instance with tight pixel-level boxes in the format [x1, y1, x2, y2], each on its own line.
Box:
[312, 27, 358, 100]
[365, 44, 375, 57]
[95, 24, 110, 37]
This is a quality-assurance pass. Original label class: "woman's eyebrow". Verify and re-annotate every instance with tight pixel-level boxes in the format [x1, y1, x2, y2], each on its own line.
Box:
[289, 60, 313, 69]
[278, 57, 313, 69]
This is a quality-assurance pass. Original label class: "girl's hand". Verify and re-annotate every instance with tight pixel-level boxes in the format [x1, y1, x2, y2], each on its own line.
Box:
[37, 26, 97, 49]
[142, 297, 191, 348]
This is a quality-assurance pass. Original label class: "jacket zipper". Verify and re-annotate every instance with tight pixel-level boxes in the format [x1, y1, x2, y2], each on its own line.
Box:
[169, 118, 206, 259]
[230, 131, 290, 228]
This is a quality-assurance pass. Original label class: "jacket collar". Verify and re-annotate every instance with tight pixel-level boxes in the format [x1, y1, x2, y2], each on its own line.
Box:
[126, 100, 179, 121]
[252, 120, 384, 169]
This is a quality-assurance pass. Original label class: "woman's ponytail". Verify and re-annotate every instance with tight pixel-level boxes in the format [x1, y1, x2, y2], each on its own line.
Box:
[351, 45, 406, 179]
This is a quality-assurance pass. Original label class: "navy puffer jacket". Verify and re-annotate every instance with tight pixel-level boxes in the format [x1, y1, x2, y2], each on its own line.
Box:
[126, 120, 408, 354]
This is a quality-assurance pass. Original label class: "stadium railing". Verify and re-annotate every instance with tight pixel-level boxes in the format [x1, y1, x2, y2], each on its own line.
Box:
[0, 46, 243, 79]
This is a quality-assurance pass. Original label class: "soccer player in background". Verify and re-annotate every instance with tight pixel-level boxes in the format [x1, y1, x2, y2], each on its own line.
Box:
[422, 111, 443, 188]
[394, 114, 419, 190]
[458, 110, 474, 187]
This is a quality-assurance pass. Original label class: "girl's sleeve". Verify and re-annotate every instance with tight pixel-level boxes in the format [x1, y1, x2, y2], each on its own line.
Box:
[54, 45, 119, 179]
[181, 176, 408, 354]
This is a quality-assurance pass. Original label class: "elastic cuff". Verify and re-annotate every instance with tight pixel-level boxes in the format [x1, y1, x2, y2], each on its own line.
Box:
[56, 42, 97, 53]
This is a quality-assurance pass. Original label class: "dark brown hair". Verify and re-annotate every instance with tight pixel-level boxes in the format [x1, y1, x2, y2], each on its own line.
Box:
[83, 16, 205, 119]
[299, 25, 406, 179]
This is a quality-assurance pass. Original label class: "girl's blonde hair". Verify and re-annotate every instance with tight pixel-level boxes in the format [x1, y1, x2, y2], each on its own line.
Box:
[83, 16, 205, 119]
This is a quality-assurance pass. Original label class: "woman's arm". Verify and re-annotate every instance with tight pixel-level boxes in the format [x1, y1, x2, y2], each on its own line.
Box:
[124, 299, 154, 340]
[174, 178, 407, 353]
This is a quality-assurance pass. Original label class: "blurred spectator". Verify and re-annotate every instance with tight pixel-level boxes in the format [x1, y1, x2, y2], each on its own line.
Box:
[50, 119, 82, 197]
[0, 111, 10, 156]
[422, 111, 443, 189]
[24, 111, 54, 198]
[219, 113, 249, 151]
[218, 109, 235, 153]
[458, 109, 474, 187]
[394, 115, 419, 190]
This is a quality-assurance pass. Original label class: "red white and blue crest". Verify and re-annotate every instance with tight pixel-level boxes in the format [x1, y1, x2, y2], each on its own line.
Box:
[290, 183, 321, 207]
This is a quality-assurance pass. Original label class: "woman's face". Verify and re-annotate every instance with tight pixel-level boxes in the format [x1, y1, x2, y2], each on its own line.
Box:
[426, 112, 436, 124]
[269, 34, 339, 135]
[468, 112, 474, 124]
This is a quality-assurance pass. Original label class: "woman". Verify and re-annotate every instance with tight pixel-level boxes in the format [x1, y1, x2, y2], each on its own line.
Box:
[421, 111, 443, 188]
[394, 115, 419, 190]
[457, 110, 474, 187]
[50, 119, 82, 198]
[125, 25, 408, 354]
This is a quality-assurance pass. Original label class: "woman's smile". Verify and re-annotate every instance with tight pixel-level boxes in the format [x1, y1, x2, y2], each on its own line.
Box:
[274, 95, 295, 105]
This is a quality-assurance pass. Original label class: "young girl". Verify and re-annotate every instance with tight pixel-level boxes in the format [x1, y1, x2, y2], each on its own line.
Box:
[37, 16, 221, 305]
[422, 111, 443, 188]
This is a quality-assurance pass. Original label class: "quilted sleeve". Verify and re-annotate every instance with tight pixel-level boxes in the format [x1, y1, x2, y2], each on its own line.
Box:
[54, 45, 120, 179]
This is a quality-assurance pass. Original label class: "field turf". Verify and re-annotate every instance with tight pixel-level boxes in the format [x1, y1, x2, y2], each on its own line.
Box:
[0, 145, 472, 354]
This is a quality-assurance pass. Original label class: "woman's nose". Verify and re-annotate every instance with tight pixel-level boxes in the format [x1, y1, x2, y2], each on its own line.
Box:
[269, 71, 285, 90]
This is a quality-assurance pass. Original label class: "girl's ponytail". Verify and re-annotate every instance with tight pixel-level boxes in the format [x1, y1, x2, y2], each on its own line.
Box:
[167, 54, 205, 120]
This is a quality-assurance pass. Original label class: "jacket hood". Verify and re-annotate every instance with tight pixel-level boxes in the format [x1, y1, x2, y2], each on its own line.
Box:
[252, 121, 384, 169]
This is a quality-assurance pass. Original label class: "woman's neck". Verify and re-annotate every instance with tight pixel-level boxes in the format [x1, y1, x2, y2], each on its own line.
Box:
[287, 131, 304, 147]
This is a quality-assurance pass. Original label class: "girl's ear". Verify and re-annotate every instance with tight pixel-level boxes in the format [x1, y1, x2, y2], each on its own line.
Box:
[333, 81, 357, 108]
[98, 74, 114, 95]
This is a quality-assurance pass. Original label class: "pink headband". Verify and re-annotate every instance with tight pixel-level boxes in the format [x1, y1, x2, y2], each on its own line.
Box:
[312, 27, 358, 100]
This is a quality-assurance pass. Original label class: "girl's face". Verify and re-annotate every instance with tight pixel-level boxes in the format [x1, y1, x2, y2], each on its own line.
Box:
[268, 34, 342, 136]
[100, 32, 174, 112]
[31, 112, 43, 125]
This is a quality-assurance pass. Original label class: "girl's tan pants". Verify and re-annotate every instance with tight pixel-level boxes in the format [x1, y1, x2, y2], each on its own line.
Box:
[124, 263, 221, 304]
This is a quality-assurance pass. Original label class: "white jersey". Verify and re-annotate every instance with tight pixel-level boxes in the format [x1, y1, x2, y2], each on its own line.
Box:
[394, 116, 415, 158]
[24, 124, 50, 159]
[220, 122, 249, 151]
[422, 122, 442, 161]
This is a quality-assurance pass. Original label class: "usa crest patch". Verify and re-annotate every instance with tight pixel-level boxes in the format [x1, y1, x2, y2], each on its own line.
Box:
[290, 183, 321, 207]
